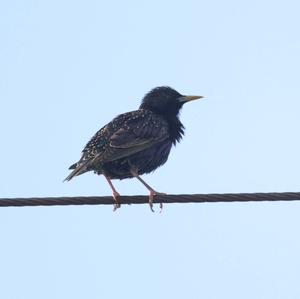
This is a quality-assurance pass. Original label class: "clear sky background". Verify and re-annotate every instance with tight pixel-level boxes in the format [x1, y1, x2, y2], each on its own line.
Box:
[1, 0, 300, 298]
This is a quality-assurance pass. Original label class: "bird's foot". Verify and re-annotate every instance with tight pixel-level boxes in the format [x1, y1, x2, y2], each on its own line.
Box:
[112, 191, 121, 211]
[148, 189, 167, 213]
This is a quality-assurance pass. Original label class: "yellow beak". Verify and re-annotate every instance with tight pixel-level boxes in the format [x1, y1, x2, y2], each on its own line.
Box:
[179, 95, 204, 102]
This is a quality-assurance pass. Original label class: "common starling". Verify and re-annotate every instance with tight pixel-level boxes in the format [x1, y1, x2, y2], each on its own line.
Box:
[64, 86, 203, 211]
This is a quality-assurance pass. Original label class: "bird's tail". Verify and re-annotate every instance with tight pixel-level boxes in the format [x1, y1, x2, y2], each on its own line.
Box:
[63, 160, 90, 182]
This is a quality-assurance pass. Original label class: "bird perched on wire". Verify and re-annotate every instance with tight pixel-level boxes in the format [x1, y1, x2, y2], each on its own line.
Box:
[64, 86, 203, 211]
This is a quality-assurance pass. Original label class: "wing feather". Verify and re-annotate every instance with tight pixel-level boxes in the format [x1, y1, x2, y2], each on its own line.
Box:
[65, 110, 169, 180]
[96, 113, 168, 162]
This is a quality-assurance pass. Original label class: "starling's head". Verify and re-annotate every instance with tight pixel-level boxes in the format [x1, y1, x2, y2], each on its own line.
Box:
[140, 86, 203, 117]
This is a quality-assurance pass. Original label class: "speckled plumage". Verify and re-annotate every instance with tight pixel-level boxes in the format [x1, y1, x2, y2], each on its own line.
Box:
[65, 86, 202, 210]
[66, 109, 173, 180]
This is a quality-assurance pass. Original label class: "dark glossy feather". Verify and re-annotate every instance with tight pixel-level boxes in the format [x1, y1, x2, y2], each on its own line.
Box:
[64, 109, 173, 181]
[65, 86, 199, 182]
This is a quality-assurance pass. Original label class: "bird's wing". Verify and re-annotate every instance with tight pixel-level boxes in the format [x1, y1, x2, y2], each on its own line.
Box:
[94, 112, 169, 163]
[64, 110, 169, 181]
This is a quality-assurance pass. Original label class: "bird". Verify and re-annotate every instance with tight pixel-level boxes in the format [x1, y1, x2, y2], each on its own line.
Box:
[64, 86, 203, 211]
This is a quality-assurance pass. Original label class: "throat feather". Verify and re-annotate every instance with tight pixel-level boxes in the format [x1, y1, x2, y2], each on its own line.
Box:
[168, 117, 184, 145]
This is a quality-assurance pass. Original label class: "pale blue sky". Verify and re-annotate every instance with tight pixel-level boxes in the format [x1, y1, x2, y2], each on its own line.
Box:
[1, 0, 300, 298]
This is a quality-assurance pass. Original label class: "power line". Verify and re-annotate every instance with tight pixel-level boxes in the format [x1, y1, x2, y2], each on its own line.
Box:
[0, 192, 300, 207]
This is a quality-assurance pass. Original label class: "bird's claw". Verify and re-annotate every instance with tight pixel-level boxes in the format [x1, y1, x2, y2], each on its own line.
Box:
[149, 190, 166, 213]
[159, 202, 163, 213]
[112, 191, 121, 211]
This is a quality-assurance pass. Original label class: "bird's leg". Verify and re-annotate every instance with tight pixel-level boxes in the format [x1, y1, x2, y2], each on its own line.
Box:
[131, 170, 165, 212]
[104, 175, 121, 211]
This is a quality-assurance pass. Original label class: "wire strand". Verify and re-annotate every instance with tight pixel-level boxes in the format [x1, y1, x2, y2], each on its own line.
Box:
[0, 192, 300, 207]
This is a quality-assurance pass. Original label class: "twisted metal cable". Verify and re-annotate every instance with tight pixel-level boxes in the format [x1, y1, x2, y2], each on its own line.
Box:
[0, 192, 300, 207]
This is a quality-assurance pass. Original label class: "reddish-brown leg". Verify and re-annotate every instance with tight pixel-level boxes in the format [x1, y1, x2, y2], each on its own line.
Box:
[104, 175, 121, 211]
[132, 172, 165, 212]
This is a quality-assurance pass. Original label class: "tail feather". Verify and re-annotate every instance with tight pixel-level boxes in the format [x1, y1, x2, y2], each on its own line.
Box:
[68, 162, 78, 170]
[63, 160, 90, 182]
